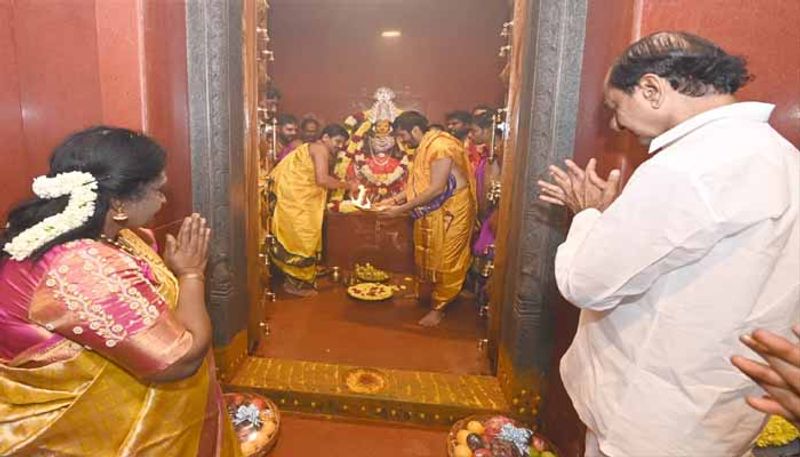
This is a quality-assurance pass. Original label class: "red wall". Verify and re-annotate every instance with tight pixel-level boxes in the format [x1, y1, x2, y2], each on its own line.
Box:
[269, 0, 509, 124]
[142, 0, 193, 241]
[0, 0, 106, 220]
[639, 0, 800, 147]
[0, 0, 191, 236]
[0, 0, 30, 216]
[542, 0, 800, 454]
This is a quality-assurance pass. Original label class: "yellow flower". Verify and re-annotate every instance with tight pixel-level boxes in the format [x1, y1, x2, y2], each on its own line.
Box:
[756, 415, 800, 447]
[355, 120, 372, 137]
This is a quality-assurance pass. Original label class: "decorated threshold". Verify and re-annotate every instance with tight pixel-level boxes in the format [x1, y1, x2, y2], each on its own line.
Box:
[225, 356, 509, 428]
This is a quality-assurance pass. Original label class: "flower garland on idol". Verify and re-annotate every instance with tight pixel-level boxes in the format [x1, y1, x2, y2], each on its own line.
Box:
[329, 110, 414, 211]
[3, 171, 98, 261]
[353, 151, 409, 192]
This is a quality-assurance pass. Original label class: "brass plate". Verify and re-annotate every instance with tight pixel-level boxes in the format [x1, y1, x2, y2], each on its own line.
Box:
[347, 282, 393, 301]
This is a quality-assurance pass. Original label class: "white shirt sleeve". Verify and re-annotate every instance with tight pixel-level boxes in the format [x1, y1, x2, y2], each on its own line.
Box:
[554, 159, 789, 311]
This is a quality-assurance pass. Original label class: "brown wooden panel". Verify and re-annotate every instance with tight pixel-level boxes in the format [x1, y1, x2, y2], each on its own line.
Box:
[323, 212, 414, 274]
[243, 0, 265, 352]
[488, 0, 530, 371]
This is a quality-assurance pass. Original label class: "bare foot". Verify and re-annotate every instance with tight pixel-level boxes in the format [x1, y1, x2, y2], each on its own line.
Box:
[418, 310, 445, 327]
[283, 282, 318, 298]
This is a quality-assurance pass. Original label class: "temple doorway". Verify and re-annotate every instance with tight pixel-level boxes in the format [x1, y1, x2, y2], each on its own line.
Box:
[254, 0, 512, 377]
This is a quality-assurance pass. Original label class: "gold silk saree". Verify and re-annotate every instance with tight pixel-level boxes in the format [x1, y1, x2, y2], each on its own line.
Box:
[0, 230, 240, 456]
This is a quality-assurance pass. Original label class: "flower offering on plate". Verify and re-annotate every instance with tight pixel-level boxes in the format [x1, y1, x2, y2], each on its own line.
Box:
[347, 282, 394, 301]
[448, 415, 560, 457]
[354, 262, 390, 282]
[224, 392, 280, 456]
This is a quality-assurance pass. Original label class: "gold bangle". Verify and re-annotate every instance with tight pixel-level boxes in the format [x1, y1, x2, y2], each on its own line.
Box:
[179, 273, 205, 282]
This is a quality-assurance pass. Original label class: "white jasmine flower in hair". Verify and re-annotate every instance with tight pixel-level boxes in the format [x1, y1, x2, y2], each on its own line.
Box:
[4, 171, 99, 261]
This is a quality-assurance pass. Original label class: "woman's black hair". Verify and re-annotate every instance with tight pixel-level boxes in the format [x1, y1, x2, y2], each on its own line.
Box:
[609, 31, 751, 97]
[0, 126, 166, 260]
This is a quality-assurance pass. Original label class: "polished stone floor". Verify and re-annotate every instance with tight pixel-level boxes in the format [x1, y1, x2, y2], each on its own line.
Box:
[270, 413, 448, 457]
[257, 274, 491, 375]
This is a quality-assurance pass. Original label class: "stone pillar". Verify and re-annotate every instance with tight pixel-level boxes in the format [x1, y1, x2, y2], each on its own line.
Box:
[493, 0, 588, 419]
[185, 0, 250, 347]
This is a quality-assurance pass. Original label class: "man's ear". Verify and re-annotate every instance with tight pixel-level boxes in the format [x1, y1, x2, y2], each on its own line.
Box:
[638, 73, 667, 109]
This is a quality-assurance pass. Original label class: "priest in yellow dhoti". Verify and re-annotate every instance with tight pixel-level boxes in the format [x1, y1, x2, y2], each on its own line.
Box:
[377, 111, 476, 327]
[269, 124, 357, 297]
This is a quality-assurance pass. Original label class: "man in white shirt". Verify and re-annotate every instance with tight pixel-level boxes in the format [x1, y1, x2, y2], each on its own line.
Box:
[538, 31, 799, 456]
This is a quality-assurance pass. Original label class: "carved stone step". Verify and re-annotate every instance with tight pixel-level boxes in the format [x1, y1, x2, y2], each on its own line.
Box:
[225, 356, 509, 427]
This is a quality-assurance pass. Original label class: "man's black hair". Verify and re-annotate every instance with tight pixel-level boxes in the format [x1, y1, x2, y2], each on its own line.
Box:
[321, 123, 349, 140]
[300, 117, 320, 130]
[392, 111, 429, 133]
[471, 113, 494, 130]
[609, 31, 751, 96]
[445, 110, 472, 125]
[277, 113, 298, 127]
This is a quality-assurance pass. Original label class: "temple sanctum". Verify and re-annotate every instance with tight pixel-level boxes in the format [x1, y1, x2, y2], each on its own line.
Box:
[0, 1, 798, 456]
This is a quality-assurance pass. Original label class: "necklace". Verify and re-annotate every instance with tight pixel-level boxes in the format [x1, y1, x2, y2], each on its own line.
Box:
[99, 234, 141, 260]
[366, 140, 391, 167]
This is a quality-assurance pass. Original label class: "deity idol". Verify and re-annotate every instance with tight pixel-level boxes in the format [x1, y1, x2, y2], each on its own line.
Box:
[329, 87, 414, 212]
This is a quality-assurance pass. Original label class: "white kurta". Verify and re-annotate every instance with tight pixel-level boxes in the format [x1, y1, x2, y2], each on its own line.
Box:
[557, 102, 800, 456]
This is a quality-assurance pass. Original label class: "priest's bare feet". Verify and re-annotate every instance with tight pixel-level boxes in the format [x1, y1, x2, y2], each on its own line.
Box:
[418, 310, 445, 327]
[283, 282, 318, 298]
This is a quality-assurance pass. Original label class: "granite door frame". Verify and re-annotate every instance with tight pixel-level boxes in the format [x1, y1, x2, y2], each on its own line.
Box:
[185, 0, 588, 426]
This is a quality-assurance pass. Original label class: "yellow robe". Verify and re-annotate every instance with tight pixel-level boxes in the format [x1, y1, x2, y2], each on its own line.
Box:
[0, 230, 240, 457]
[406, 130, 476, 310]
[269, 143, 327, 286]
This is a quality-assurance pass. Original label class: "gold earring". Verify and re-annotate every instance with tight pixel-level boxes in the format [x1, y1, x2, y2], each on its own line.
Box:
[112, 208, 129, 222]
